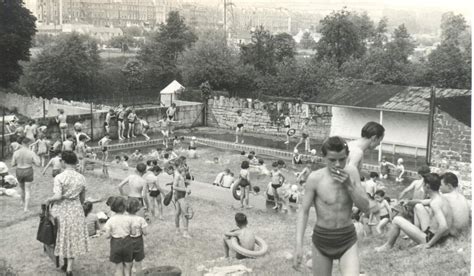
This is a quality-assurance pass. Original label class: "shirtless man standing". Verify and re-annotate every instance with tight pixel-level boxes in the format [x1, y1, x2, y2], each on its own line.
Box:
[347, 122, 385, 172]
[173, 163, 191, 238]
[294, 136, 370, 276]
[439, 172, 470, 236]
[118, 163, 148, 209]
[11, 137, 40, 212]
[375, 173, 454, 251]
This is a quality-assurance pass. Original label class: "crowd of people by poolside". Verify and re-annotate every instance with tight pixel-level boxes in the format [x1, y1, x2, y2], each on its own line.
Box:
[0, 104, 471, 276]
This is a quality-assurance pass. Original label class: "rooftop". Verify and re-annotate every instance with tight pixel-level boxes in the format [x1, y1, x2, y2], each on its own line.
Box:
[309, 80, 471, 114]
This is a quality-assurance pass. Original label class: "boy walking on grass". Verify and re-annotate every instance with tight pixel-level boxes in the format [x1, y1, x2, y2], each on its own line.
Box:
[223, 213, 256, 259]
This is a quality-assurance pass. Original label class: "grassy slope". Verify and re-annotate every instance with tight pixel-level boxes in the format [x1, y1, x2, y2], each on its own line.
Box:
[0, 151, 471, 275]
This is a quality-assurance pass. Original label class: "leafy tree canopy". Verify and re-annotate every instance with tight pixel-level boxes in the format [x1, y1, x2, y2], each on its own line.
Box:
[24, 33, 101, 99]
[0, 0, 36, 88]
[315, 9, 366, 67]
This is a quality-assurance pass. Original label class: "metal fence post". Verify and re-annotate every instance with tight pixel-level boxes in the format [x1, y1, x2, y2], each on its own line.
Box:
[90, 102, 94, 141]
[1, 107, 5, 159]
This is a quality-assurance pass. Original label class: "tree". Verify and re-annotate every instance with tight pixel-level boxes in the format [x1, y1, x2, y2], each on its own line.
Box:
[421, 13, 471, 89]
[424, 43, 471, 89]
[109, 35, 135, 52]
[0, 0, 36, 87]
[24, 33, 101, 99]
[371, 17, 388, 48]
[348, 11, 375, 42]
[315, 9, 365, 67]
[240, 26, 276, 74]
[122, 59, 144, 92]
[273, 32, 296, 62]
[387, 24, 415, 62]
[179, 31, 238, 91]
[299, 31, 317, 50]
[440, 12, 468, 46]
[139, 11, 197, 88]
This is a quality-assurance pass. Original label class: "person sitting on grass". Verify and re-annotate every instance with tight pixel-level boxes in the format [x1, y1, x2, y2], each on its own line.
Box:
[127, 197, 148, 276]
[375, 173, 454, 251]
[270, 161, 285, 210]
[439, 172, 470, 236]
[42, 151, 62, 177]
[213, 169, 230, 186]
[399, 165, 431, 201]
[223, 213, 256, 260]
[222, 172, 235, 189]
[371, 190, 393, 234]
[83, 201, 100, 237]
[103, 197, 133, 276]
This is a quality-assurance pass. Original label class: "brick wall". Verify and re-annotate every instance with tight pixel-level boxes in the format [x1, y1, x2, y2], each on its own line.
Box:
[206, 96, 332, 140]
[430, 108, 471, 197]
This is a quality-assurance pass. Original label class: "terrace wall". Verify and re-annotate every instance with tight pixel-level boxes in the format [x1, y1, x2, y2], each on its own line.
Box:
[5, 103, 203, 144]
[0, 90, 110, 118]
[430, 108, 471, 197]
[206, 96, 332, 141]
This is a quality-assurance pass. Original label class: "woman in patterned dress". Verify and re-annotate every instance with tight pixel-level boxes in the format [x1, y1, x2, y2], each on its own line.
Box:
[46, 151, 89, 276]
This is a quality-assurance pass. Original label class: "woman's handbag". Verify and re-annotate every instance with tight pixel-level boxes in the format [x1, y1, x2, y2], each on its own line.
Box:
[37, 204, 57, 245]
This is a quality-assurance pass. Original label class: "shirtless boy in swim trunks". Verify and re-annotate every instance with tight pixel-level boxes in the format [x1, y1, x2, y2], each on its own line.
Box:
[235, 110, 244, 144]
[11, 138, 41, 212]
[118, 163, 148, 210]
[295, 136, 370, 276]
[294, 117, 310, 153]
[375, 173, 454, 251]
[223, 213, 256, 259]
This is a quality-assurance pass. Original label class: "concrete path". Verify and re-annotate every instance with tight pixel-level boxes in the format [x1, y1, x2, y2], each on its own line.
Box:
[89, 168, 268, 210]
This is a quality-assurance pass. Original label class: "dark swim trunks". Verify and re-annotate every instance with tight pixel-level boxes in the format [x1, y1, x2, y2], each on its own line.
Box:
[271, 183, 282, 189]
[16, 167, 34, 184]
[380, 214, 390, 220]
[237, 123, 244, 129]
[302, 133, 309, 139]
[312, 224, 358, 260]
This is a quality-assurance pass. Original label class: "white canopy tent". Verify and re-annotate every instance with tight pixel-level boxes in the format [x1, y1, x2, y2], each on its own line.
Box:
[160, 80, 185, 106]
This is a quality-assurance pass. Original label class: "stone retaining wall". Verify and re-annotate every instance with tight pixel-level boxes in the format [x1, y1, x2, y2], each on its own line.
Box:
[430, 107, 471, 198]
[206, 96, 332, 141]
[0, 90, 110, 118]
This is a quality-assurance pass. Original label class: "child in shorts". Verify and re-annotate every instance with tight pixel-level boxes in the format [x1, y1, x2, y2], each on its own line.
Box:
[239, 161, 251, 209]
[42, 151, 62, 177]
[127, 198, 148, 276]
[373, 190, 392, 234]
[270, 161, 285, 210]
[103, 197, 133, 276]
[30, 136, 49, 167]
[138, 117, 150, 141]
[127, 109, 137, 139]
[98, 134, 111, 161]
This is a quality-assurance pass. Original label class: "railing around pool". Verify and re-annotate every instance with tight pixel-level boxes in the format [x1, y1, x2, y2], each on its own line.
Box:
[88, 136, 419, 179]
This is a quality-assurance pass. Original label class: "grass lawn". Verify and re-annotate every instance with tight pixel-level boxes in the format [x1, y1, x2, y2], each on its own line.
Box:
[0, 146, 471, 275]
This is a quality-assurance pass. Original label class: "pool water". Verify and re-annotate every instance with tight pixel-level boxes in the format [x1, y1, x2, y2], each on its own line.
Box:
[100, 141, 407, 200]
